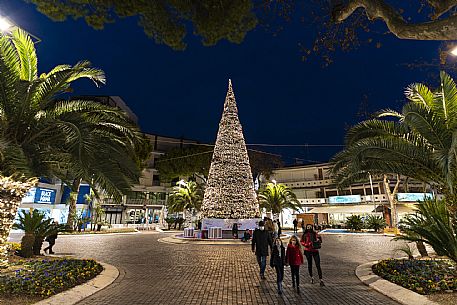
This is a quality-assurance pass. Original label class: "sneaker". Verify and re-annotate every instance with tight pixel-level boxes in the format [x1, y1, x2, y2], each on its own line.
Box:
[260, 274, 266, 280]
[278, 289, 283, 295]
[320, 280, 325, 287]
[311, 277, 314, 284]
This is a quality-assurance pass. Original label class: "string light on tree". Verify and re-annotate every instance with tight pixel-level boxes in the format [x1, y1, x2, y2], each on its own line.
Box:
[201, 80, 259, 219]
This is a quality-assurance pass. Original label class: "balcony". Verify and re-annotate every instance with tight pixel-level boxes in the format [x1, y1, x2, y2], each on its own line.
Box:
[281, 179, 333, 188]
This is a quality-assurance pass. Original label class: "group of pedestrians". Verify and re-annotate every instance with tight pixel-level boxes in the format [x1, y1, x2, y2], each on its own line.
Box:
[252, 220, 324, 295]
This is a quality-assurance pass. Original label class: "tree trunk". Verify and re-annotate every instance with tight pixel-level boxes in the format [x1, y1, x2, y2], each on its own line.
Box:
[33, 237, 45, 256]
[416, 241, 428, 257]
[66, 179, 82, 229]
[383, 174, 400, 229]
[21, 232, 35, 258]
[0, 177, 36, 265]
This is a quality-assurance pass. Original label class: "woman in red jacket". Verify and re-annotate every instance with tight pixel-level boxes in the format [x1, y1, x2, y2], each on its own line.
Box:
[301, 224, 324, 286]
[285, 235, 304, 293]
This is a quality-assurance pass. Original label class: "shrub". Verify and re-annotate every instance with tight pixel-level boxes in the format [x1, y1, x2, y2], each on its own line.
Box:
[345, 215, 364, 231]
[396, 198, 457, 263]
[365, 215, 387, 232]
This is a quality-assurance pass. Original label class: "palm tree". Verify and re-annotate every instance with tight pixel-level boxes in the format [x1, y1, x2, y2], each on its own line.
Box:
[331, 71, 457, 224]
[167, 180, 203, 228]
[258, 182, 301, 224]
[396, 198, 457, 263]
[0, 29, 148, 262]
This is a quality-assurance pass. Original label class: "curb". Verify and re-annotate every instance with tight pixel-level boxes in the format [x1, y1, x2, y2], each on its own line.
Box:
[355, 261, 438, 305]
[33, 262, 119, 305]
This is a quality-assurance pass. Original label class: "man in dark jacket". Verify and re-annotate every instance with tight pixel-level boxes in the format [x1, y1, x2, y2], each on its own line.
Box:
[252, 221, 272, 279]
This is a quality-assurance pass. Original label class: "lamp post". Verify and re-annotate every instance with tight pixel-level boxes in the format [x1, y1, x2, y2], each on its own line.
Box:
[451, 46, 457, 57]
[0, 17, 12, 32]
[0, 15, 41, 42]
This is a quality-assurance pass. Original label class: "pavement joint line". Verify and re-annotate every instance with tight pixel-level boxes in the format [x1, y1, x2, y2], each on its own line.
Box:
[33, 261, 119, 305]
[355, 261, 439, 305]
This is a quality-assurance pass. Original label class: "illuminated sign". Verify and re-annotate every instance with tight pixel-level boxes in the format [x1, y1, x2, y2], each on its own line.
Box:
[397, 193, 433, 202]
[328, 195, 361, 204]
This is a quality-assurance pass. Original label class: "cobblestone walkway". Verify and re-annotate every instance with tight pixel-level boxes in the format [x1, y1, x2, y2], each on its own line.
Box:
[51, 232, 403, 305]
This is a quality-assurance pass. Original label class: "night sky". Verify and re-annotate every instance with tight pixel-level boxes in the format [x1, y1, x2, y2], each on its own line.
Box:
[1, 1, 445, 164]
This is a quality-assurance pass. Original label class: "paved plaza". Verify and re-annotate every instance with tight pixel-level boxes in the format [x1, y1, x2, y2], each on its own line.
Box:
[23, 232, 405, 305]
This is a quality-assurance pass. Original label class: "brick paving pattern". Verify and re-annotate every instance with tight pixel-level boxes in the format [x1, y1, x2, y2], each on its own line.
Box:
[50, 232, 403, 305]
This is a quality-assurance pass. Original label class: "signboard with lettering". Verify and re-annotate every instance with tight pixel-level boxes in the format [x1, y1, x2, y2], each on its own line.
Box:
[34, 188, 56, 204]
[397, 193, 433, 202]
[328, 195, 361, 204]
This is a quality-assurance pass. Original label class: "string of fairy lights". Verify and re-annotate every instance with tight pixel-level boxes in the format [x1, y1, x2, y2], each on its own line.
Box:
[200, 80, 259, 219]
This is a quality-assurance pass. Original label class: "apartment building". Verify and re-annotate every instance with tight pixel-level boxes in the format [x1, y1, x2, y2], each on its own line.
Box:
[268, 163, 435, 227]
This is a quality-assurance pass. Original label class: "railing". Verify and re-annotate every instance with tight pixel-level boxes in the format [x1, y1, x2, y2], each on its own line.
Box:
[281, 179, 333, 188]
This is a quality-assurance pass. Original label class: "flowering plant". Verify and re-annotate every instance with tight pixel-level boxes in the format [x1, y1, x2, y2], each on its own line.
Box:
[373, 259, 456, 294]
[0, 258, 103, 297]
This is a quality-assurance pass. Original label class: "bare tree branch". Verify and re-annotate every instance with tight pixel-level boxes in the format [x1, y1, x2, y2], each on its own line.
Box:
[333, 0, 457, 40]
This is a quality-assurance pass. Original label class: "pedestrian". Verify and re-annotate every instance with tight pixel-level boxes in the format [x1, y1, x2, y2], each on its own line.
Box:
[270, 237, 286, 295]
[301, 224, 325, 286]
[277, 221, 282, 237]
[273, 220, 279, 238]
[301, 220, 305, 233]
[241, 229, 251, 242]
[252, 220, 272, 280]
[293, 218, 298, 234]
[285, 235, 304, 293]
[232, 222, 238, 239]
[43, 221, 59, 255]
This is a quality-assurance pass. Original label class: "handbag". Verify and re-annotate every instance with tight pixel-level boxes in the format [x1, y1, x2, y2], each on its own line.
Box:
[312, 241, 321, 249]
[311, 233, 321, 249]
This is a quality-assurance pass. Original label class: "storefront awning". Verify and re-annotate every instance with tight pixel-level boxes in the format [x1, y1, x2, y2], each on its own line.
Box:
[306, 205, 375, 214]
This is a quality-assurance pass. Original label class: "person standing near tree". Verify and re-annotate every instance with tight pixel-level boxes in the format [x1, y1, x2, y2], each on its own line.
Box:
[44, 221, 59, 255]
[252, 221, 272, 280]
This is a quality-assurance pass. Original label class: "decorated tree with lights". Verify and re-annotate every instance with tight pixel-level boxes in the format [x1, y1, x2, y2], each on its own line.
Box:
[201, 80, 259, 219]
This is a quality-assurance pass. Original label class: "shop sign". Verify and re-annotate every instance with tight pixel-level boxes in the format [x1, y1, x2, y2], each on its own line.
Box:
[34, 188, 56, 204]
[328, 195, 361, 204]
[397, 193, 433, 202]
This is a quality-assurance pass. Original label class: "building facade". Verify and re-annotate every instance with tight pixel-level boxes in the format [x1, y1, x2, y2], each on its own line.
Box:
[100, 133, 199, 226]
[267, 163, 436, 228]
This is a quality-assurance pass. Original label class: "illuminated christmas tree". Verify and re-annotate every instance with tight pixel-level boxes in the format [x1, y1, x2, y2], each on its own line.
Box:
[201, 80, 259, 219]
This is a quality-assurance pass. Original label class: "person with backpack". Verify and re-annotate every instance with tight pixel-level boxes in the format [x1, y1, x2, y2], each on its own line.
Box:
[301, 224, 325, 286]
[285, 235, 304, 293]
[270, 237, 286, 295]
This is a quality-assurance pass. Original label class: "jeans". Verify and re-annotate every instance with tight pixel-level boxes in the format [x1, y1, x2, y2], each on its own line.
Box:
[290, 265, 300, 287]
[305, 251, 323, 279]
[274, 264, 284, 283]
[256, 255, 267, 275]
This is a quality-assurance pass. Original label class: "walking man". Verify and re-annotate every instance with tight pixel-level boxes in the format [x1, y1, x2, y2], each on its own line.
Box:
[293, 218, 298, 234]
[252, 220, 272, 279]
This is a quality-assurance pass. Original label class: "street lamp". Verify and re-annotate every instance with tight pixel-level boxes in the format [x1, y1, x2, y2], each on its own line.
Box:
[451, 46, 457, 57]
[0, 17, 12, 32]
[0, 15, 41, 43]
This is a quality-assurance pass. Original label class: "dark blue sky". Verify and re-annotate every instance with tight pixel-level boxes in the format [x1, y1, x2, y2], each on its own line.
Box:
[1, 1, 444, 163]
